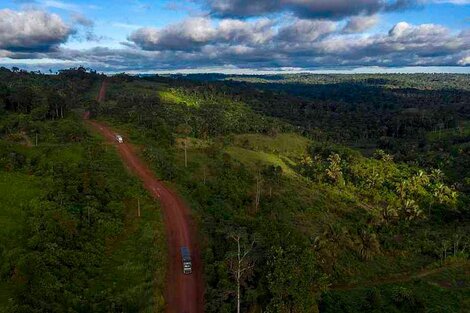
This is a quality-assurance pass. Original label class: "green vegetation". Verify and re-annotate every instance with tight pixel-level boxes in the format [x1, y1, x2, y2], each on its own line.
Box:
[0, 173, 42, 312]
[158, 89, 199, 106]
[0, 67, 165, 312]
[323, 263, 470, 313]
[225, 146, 296, 175]
[95, 73, 469, 312]
[0, 68, 468, 312]
[233, 133, 310, 156]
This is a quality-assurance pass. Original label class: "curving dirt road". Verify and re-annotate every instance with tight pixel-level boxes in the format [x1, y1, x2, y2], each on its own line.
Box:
[86, 81, 204, 313]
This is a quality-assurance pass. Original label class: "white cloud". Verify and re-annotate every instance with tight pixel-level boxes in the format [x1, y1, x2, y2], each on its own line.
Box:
[343, 15, 379, 33]
[128, 17, 278, 51]
[0, 9, 73, 52]
[277, 19, 338, 42]
[129, 17, 216, 51]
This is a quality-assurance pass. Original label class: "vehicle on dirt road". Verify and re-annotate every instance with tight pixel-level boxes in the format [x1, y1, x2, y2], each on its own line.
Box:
[115, 134, 123, 143]
[181, 246, 192, 274]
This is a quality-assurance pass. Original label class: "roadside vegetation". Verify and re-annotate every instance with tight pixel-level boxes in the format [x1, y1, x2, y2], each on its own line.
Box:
[0, 67, 166, 312]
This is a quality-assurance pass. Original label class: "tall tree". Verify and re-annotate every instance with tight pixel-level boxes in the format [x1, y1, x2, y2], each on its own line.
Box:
[227, 230, 255, 313]
[176, 123, 192, 167]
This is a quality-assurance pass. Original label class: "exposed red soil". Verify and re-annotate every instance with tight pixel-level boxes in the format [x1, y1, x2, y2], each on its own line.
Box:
[86, 81, 204, 313]
[97, 80, 107, 102]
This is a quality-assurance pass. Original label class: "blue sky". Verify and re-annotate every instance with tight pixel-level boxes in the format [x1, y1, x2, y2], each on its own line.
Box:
[0, 0, 469, 73]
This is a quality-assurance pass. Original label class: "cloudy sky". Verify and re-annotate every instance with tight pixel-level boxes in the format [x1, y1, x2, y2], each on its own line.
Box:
[0, 0, 469, 73]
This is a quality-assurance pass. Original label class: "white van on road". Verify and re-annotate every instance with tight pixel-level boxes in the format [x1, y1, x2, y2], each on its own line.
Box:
[115, 134, 123, 144]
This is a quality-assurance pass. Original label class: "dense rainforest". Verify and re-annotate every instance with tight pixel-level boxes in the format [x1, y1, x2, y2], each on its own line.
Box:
[0, 67, 469, 312]
[0, 68, 166, 312]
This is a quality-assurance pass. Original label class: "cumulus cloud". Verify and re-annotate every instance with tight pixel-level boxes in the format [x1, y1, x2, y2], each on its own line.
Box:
[129, 18, 216, 51]
[128, 17, 276, 51]
[0, 9, 73, 52]
[17, 19, 456, 71]
[218, 18, 276, 44]
[122, 14, 470, 70]
[314, 22, 470, 66]
[205, 0, 418, 19]
[277, 19, 337, 43]
[343, 15, 379, 33]
[2, 10, 469, 72]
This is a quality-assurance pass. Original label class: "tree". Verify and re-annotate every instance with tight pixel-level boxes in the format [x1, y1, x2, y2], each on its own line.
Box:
[326, 153, 343, 185]
[227, 230, 255, 313]
[254, 168, 262, 211]
[355, 229, 381, 261]
[262, 165, 283, 197]
[373, 149, 394, 162]
[176, 123, 192, 167]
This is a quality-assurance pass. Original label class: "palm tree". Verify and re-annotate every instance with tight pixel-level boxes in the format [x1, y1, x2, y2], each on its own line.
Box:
[326, 153, 343, 185]
[356, 229, 381, 261]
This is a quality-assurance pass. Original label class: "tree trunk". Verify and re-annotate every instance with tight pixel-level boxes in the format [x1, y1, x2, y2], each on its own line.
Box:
[255, 174, 261, 211]
[237, 237, 241, 313]
[184, 139, 188, 168]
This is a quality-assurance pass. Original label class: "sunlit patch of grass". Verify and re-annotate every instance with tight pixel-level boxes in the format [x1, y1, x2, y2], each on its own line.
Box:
[158, 89, 199, 106]
[225, 146, 296, 175]
[233, 133, 310, 157]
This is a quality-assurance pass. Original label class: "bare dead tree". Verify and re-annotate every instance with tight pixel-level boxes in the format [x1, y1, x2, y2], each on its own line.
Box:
[176, 124, 192, 168]
[184, 138, 188, 168]
[229, 233, 255, 313]
[254, 170, 262, 211]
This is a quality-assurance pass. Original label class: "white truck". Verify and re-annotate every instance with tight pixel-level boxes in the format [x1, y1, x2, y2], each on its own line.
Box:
[115, 134, 123, 144]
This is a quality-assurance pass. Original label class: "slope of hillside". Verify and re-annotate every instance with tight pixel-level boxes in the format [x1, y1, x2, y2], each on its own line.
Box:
[95, 75, 469, 313]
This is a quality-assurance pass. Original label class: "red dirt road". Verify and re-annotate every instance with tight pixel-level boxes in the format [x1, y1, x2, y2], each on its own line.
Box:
[97, 80, 107, 102]
[87, 81, 204, 313]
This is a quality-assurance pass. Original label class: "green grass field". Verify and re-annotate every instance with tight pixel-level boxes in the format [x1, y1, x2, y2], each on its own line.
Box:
[158, 88, 200, 106]
[233, 133, 310, 157]
[225, 146, 296, 175]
